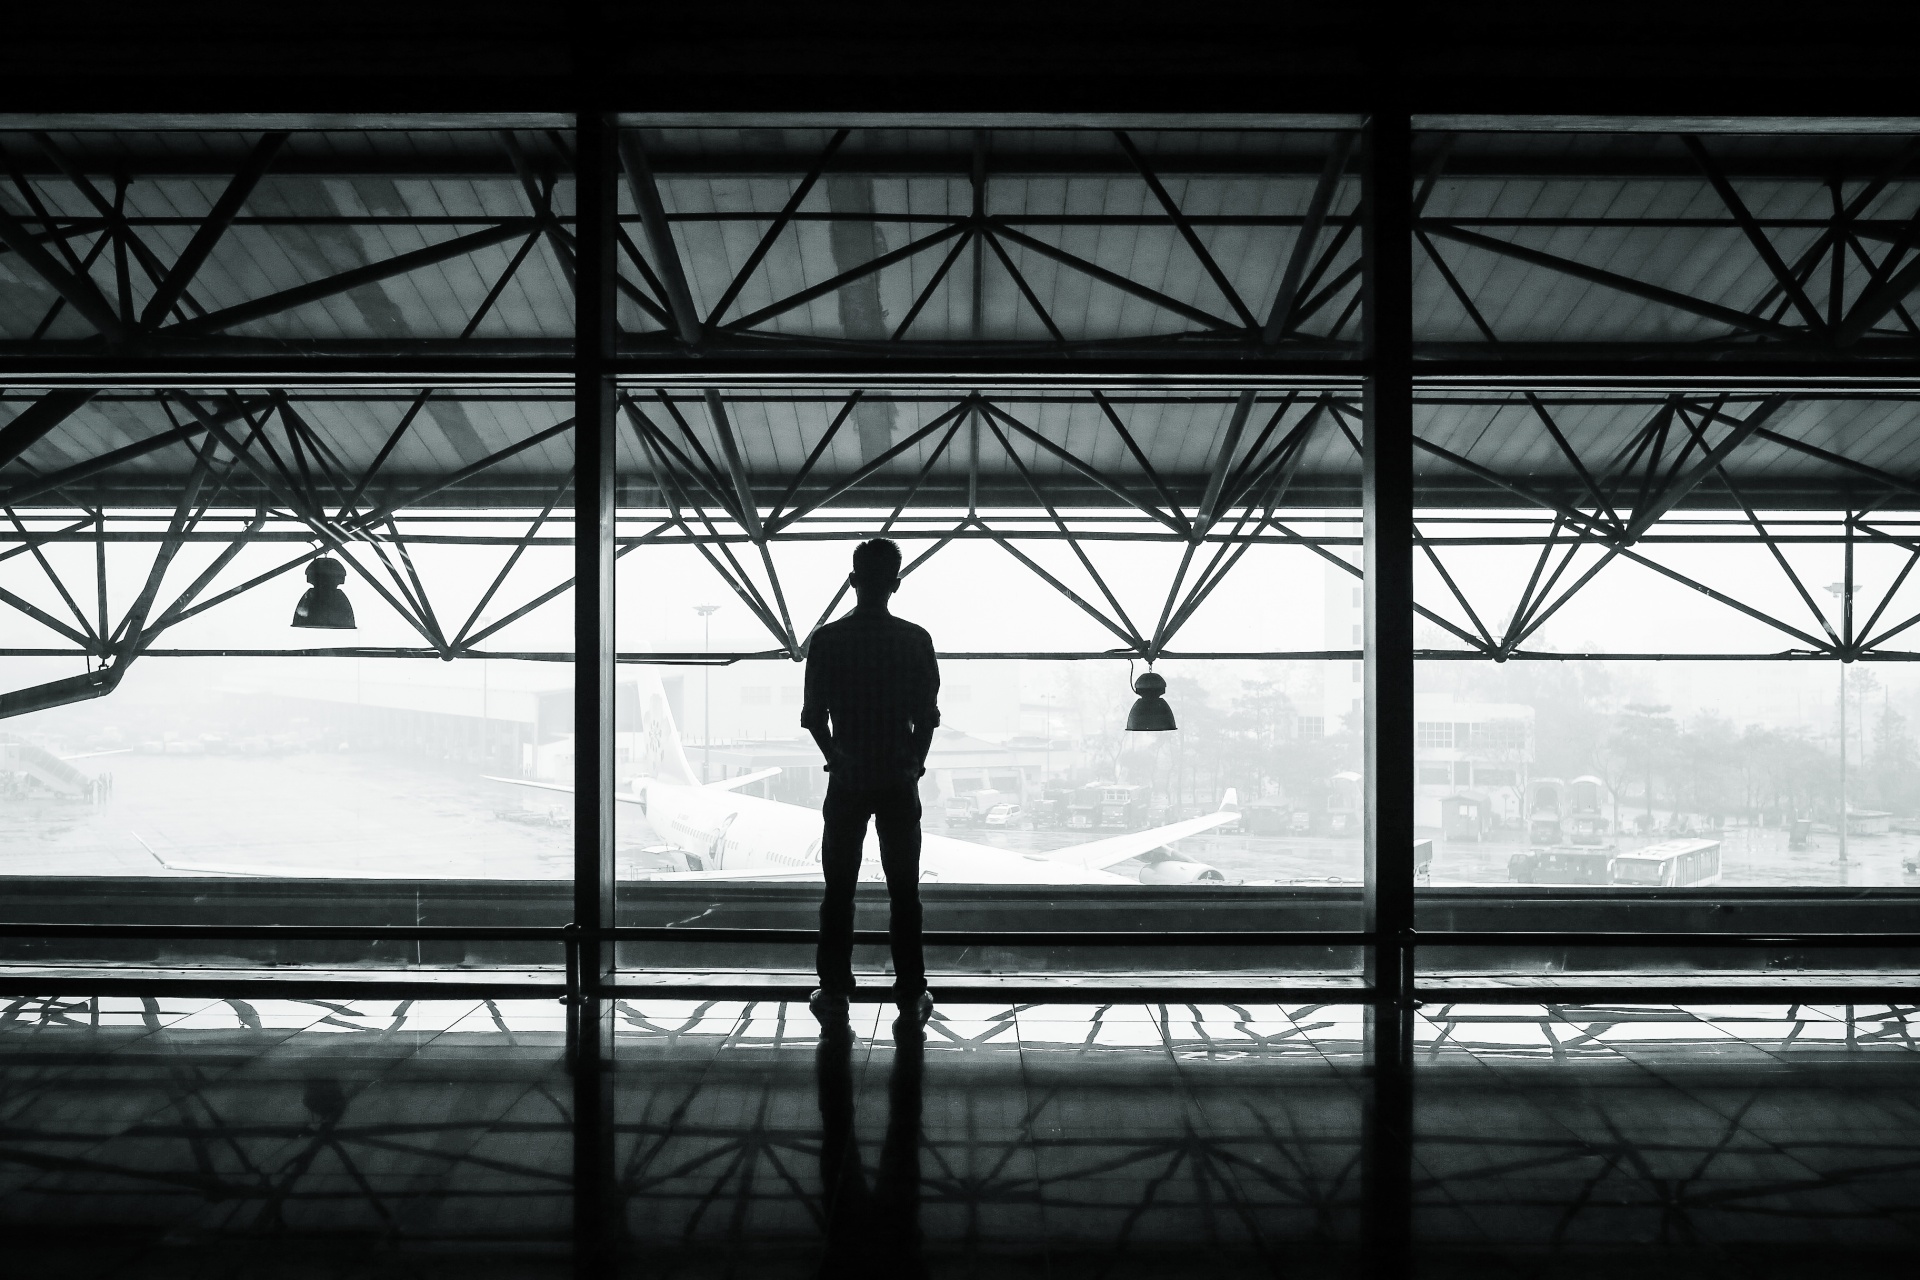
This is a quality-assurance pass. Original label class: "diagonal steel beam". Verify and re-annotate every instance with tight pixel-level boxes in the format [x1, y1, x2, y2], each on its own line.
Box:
[450, 470, 572, 650]
[1745, 138, 1920, 324]
[164, 220, 535, 336]
[1618, 396, 1785, 542]
[0, 389, 96, 472]
[1676, 412, 1841, 648]
[979, 411, 1143, 646]
[1194, 390, 1257, 537]
[986, 222, 1238, 333]
[1213, 394, 1312, 517]
[769, 398, 972, 532]
[619, 132, 702, 346]
[6, 508, 97, 646]
[455, 527, 665, 653]
[172, 393, 439, 642]
[101, 430, 222, 671]
[0, 580, 95, 648]
[701, 391, 764, 542]
[1090, 391, 1190, 536]
[499, 130, 576, 293]
[141, 132, 287, 329]
[1409, 436, 1614, 541]
[1264, 132, 1354, 343]
[705, 129, 848, 327]
[1420, 223, 1798, 340]
[624, 398, 747, 527]
[30, 134, 200, 319]
[630, 420, 788, 644]
[1681, 135, 1825, 334]
[0, 195, 129, 344]
[766, 392, 861, 527]
[1114, 131, 1257, 329]
[136, 510, 270, 648]
[1524, 393, 1621, 530]
[976, 400, 1185, 535]
[1415, 523, 1496, 651]
[1262, 514, 1485, 652]
[350, 416, 576, 530]
[722, 222, 967, 332]
[1612, 542, 1833, 652]
[977, 518, 1142, 652]
[1834, 241, 1920, 346]
[799, 420, 966, 652]
[1418, 224, 1499, 342]
[1507, 539, 1626, 651]
[1156, 423, 1320, 649]
[983, 228, 1067, 341]
[1497, 514, 1569, 652]
[891, 226, 975, 341]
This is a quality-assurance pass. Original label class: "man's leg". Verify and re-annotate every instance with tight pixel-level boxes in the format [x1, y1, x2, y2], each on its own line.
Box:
[873, 782, 926, 1005]
[816, 783, 870, 997]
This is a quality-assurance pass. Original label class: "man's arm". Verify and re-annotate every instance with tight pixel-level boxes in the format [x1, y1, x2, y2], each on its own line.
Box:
[908, 632, 940, 775]
[800, 636, 840, 771]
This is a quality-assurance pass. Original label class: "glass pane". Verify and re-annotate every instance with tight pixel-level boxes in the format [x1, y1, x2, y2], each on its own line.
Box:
[614, 386, 1368, 984]
[0, 387, 573, 973]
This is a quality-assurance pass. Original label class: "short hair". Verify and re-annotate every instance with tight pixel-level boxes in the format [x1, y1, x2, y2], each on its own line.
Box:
[851, 538, 902, 585]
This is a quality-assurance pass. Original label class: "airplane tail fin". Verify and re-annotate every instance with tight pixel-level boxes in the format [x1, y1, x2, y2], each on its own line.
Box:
[634, 671, 699, 786]
[1218, 788, 1239, 812]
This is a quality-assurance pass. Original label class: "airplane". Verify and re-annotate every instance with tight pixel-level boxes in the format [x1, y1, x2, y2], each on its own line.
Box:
[488, 673, 1242, 886]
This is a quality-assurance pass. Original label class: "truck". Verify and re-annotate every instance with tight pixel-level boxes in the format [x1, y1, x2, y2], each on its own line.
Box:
[1066, 783, 1152, 832]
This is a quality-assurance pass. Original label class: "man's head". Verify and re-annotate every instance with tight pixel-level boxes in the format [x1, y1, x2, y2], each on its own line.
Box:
[850, 537, 902, 605]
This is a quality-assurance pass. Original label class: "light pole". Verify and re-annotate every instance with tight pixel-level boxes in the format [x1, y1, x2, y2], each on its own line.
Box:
[695, 604, 720, 783]
[1043, 691, 1052, 785]
[1825, 581, 1858, 865]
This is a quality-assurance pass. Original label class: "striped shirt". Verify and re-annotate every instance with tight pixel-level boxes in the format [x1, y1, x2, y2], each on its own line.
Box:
[801, 607, 941, 787]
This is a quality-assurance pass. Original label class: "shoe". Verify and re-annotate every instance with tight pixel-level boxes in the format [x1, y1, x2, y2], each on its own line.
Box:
[808, 988, 850, 1025]
[896, 990, 933, 1027]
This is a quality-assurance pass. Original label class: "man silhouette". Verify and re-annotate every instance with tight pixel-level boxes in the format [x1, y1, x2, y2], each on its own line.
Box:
[802, 538, 939, 1026]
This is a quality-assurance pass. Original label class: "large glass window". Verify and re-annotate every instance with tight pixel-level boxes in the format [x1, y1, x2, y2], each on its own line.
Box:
[0, 389, 573, 974]
[612, 382, 1368, 983]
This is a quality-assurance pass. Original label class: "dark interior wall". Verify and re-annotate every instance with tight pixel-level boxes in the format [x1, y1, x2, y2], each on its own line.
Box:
[8, 3, 1920, 116]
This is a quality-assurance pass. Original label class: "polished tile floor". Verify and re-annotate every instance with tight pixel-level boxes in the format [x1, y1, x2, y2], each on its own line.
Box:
[1, 994, 1917, 1277]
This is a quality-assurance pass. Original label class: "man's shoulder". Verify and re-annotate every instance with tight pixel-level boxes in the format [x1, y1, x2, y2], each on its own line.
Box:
[885, 614, 934, 644]
[815, 612, 933, 644]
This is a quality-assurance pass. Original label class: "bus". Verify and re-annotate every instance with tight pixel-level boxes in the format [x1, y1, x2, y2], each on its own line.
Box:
[1507, 846, 1615, 885]
[1611, 838, 1721, 887]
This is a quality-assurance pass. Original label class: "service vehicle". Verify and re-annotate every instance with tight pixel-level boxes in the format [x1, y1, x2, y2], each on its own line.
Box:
[983, 802, 1024, 828]
[1067, 783, 1152, 831]
[944, 788, 1014, 828]
[1507, 846, 1615, 885]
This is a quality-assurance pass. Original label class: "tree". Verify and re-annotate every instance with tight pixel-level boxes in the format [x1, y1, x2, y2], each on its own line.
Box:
[1870, 703, 1919, 815]
[1673, 712, 1738, 828]
[1609, 704, 1677, 833]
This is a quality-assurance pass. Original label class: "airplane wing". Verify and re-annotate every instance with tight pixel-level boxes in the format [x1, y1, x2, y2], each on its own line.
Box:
[60, 748, 131, 761]
[1044, 792, 1241, 872]
[625, 867, 822, 882]
[707, 767, 781, 792]
[132, 831, 388, 878]
[485, 775, 647, 805]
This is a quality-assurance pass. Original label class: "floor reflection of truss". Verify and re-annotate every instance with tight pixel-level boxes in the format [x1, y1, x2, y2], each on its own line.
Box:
[2, 996, 1918, 1258]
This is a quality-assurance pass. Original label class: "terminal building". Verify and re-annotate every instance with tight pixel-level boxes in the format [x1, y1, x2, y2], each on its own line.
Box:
[2, 11, 1920, 1279]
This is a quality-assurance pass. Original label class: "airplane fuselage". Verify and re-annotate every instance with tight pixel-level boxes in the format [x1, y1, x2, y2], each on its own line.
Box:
[634, 782, 1135, 884]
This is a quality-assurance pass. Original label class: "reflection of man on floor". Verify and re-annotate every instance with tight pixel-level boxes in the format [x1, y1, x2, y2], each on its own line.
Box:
[815, 1019, 926, 1278]
[802, 538, 939, 1026]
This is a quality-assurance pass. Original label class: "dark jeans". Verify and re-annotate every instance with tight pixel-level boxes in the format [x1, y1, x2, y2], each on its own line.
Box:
[816, 779, 925, 1000]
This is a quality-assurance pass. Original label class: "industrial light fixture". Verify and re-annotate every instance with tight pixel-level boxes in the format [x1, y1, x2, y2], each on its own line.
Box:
[291, 557, 356, 630]
[1126, 669, 1176, 732]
